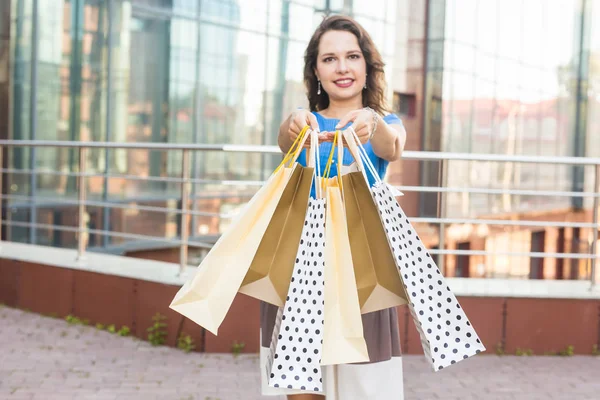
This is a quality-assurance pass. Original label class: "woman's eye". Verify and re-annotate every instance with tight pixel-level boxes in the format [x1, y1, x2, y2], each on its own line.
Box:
[349, 54, 360, 59]
[323, 57, 334, 62]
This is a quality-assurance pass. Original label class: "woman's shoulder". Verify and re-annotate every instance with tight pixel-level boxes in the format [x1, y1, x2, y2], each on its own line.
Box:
[382, 113, 403, 126]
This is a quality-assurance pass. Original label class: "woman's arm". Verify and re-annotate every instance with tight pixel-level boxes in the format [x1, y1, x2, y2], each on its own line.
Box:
[332, 109, 406, 162]
[278, 114, 295, 154]
[370, 119, 406, 162]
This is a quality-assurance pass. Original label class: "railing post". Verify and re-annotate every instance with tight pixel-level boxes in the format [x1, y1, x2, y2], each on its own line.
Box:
[437, 158, 447, 275]
[77, 147, 87, 261]
[179, 149, 191, 275]
[591, 164, 599, 290]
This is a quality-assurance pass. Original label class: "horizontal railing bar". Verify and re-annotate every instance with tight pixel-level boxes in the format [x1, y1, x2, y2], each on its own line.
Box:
[6, 193, 256, 209]
[0, 167, 269, 186]
[428, 248, 600, 260]
[411, 217, 599, 229]
[1, 220, 213, 249]
[0, 140, 283, 153]
[3, 220, 597, 260]
[396, 185, 600, 198]
[1, 140, 600, 165]
[405, 151, 600, 165]
[3, 168, 598, 198]
[3, 195, 596, 229]
[2, 194, 231, 218]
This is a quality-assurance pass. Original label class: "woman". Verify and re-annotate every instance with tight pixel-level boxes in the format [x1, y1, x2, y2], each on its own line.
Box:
[261, 15, 407, 400]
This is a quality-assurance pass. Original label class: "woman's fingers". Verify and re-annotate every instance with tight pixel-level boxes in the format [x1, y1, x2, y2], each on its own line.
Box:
[307, 112, 320, 134]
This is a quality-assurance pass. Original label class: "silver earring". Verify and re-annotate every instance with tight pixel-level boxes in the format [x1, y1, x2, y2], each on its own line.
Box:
[317, 80, 322, 95]
[364, 74, 367, 90]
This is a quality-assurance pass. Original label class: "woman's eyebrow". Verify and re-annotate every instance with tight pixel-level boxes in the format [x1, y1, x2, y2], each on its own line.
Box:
[320, 50, 362, 57]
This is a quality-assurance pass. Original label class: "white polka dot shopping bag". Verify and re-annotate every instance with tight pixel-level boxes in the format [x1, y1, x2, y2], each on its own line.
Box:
[344, 129, 486, 371]
[267, 198, 328, 393]
[267, 133, 370, 393]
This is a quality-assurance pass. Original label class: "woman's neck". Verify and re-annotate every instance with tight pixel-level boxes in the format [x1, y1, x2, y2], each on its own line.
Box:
[320, 97, 363, 119]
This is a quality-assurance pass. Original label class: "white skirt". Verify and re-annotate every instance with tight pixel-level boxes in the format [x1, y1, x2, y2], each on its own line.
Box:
[260, 346, 405, 399]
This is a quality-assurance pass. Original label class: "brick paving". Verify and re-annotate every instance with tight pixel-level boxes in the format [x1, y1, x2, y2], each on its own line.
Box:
[0, 305, 598, 400]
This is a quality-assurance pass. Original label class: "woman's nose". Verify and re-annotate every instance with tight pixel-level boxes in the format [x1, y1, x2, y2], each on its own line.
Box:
[336, 59, 348, 73]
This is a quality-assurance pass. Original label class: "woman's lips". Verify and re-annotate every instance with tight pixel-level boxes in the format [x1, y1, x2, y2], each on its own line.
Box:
[334, 78, 354, 88]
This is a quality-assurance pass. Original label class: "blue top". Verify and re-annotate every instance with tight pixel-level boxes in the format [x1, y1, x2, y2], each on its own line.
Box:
[297, 112, 403, 196]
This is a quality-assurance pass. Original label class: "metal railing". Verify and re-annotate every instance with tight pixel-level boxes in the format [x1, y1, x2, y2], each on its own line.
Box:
[0, 140, 598, 289]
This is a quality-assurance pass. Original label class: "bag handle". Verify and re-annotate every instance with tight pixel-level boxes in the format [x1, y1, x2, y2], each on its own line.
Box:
[336, 128, 345, 195]
[322, 130, 338, 183]
[342, 129, 370, 186]
[309, 130, 323, 199]
[276, 125, 311, 172]
[347, 127, 382, 184]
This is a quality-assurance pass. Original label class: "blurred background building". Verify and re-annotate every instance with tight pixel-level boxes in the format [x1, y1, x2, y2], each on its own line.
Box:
[0, 0, 599, 281]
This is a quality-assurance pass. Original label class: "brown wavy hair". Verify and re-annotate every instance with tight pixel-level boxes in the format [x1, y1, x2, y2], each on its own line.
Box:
[304, 15, 389, 115]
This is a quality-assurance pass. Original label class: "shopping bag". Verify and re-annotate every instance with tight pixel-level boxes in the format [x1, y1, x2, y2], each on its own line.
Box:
[345, 129, 486, 371]
[340, 131, 408, 313]
[267, 197, 327, 393]
[169, 127, 311, 335]
[239, 130, 319, 306]
[321, 131, 369, 366]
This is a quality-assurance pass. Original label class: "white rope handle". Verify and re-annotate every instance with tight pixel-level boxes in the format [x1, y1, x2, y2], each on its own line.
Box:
[311, 130, 322, 199]
[336, 130, 344, 196]
[349, 127, 404, 196]
[342, 129, 370, 185]
[348, 127, 382, 184]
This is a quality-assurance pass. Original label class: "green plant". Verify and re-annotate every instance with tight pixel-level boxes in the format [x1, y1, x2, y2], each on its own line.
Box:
[177, 334, 196, 353]
[117, 326, 131, 337]
[515, 348, 533, 356]
[107, 324, 116, 334]
[593, 344, 600, 356]
[495, 342, 505, 356]
[65, 315, 83, 325]
[231, 341, 245, 357]
[558, 345, 574, 356]
[147, 313, 168, 346]
[95, 323, 105, 330]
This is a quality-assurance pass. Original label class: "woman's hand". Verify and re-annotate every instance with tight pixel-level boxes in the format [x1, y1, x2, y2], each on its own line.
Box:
[321, 108, 376, 144]
[278, 109, 323, 152]
[288, 109, 321, 148]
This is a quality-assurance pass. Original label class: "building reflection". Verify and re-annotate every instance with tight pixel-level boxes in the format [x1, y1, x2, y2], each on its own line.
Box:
[2, 0, 599, 280]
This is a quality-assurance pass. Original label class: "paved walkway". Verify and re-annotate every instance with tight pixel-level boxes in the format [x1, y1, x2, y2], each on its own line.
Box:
[0, 306, 598, 400]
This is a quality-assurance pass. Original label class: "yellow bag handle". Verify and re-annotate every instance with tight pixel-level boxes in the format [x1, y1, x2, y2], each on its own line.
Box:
[321, 130, 339, 190]
[275, 125, 310, 173]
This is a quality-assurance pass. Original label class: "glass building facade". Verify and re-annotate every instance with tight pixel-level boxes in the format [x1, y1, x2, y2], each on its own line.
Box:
[416, 0, 600, 279]
[2, 0, 599, 279]
[422, 0, 600, 219]
[6, 0, 403, 248]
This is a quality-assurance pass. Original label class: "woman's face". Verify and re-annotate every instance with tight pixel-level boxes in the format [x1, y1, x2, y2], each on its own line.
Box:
[315, 30, 367, 104]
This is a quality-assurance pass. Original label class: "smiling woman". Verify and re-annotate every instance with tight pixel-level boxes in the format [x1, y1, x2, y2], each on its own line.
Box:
[278, 16, 406, 164]
[305, 18, 388, 118]
[267, 14, 407, 400]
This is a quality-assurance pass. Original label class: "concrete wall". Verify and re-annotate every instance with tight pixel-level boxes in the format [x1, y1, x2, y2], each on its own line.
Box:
[1, 257, 598, 356]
